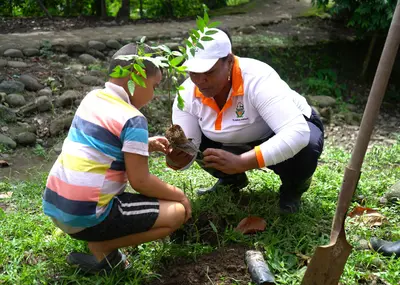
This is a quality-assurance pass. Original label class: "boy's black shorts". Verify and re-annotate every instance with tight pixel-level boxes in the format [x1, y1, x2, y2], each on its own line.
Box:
[69, 193, 159, 242]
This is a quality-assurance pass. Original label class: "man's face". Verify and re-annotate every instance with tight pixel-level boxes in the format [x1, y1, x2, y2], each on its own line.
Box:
[189, 58, 231, 98]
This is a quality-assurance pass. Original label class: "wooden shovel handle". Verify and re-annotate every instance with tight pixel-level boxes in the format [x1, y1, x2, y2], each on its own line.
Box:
[331, 2, 400, 241]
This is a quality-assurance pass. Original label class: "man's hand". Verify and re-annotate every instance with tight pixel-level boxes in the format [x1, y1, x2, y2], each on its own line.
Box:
[180, 195, 192, 222]
[166, 148, 195, 170]
[203, 148, 246, 174]
[149, 136, 170, 154]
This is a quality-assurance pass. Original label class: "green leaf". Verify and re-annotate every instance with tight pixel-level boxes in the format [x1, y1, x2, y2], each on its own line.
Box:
[177, 93, 185, 110]
[128, 80, 135, 95]
[134, 64, 147, 79]
[140, 36, 146, 43]
[208, 21, 221, 28]
[201, 36, 214, 42]
[132, 73, 146, 88]
[109, 65, 130, 78]
[178, 86, 185, 91]
[175, 65, 187, 72]
[196, 17, 205, 33]
[190, 29, 200, 39]
[204, 10, 209, 25]
[153, 45, 171, 54]
[209, 221, 218, 233]
[170, 56, 185, 67]
[184, 40, 193, 48]
[196, 42, 204, 50]
[172, 51, 183, 57]
[190, 48, 195, 57]
[205, 29, 218, 35]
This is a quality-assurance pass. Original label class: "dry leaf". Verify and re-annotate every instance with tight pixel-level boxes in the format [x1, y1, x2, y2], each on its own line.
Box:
[235, 216, 267, 234]
[0, 192, 13, 199]
[348, 206, 387, 227]
[0, 160, 10, 168]
[296, 252, 311, 266]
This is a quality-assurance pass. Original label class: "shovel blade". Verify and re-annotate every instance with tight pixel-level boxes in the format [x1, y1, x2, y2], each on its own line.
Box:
[301, 233, 352, 285]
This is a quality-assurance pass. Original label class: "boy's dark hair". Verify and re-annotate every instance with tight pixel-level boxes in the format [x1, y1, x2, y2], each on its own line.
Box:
[108, 43, 159, 78]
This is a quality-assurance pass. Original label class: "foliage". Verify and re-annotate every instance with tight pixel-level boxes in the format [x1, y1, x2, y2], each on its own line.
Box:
[303, 69, 347, 98]
[1, 141, 399, 284]
[312, 0, 398, 33]
[110, 10, 220, 111]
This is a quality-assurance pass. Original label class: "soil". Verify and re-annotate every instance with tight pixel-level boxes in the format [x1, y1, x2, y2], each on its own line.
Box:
[148, 245, 252, 285]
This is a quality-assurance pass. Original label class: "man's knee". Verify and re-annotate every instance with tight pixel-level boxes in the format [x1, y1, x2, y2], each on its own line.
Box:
[170, 202, 186, 230]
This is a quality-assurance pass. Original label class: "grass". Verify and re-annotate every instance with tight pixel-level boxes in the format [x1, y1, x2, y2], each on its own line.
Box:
[0, 141, 399, 284]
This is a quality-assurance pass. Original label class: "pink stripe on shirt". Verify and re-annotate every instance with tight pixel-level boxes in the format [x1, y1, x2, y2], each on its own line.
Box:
[47, 175, 101, 202]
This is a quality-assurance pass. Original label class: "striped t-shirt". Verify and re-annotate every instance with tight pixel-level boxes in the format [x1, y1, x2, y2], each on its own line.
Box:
[42, 82, 149, 232]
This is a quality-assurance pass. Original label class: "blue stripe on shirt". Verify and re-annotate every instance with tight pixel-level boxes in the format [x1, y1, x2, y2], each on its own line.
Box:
[43, 187, 97, 216]
[72, 115, 122, 148]
[68, 127, 124, 161]
[120, 116, 149, 143]
[43, 200, 112, 228]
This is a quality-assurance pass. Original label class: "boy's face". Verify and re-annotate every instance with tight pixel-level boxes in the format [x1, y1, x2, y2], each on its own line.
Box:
[130, 69, 162, 109]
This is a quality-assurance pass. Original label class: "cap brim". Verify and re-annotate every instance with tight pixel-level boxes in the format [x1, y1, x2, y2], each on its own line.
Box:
[183, 58, 219, 73]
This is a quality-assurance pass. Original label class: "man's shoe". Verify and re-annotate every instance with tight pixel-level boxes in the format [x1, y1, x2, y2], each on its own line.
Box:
[369, 237, 400, 258]
[279, 177, 312, 214]
[197, 173, 249, 196]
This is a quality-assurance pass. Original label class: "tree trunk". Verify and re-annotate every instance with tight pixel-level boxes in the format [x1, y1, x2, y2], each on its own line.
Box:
[36, 0, 52, 19]
[65, 0, 70, 16]
[139, 0, 144, 18]
[94, 0, 107, 18]
[117, 0, 130, 20]
[361, 33, 378, 80]
[9, 0, 13, 16]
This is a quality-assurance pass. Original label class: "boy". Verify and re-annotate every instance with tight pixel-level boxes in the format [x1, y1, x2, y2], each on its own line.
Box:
[42, 44, 191, 274]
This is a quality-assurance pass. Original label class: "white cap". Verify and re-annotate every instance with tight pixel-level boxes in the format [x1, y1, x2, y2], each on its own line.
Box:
[183, 28, 232, 73]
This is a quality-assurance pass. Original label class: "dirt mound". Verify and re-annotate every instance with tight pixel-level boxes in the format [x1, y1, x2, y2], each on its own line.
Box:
[149, 245, 251, 285]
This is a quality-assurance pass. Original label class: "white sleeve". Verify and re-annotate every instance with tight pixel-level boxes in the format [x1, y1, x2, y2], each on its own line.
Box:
[251, 74, 310, 167]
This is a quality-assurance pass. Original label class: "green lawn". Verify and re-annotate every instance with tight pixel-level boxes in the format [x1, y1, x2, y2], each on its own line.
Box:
[0, 141, 399, 284]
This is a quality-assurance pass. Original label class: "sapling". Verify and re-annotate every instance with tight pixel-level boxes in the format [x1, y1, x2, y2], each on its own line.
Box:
[111, 10, 221, 156]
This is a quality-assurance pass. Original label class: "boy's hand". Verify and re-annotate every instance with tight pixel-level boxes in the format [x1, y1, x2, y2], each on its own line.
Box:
[149, 136, 170, 154]
[180, 195, 192, 222]
[166, 148, 195, 170]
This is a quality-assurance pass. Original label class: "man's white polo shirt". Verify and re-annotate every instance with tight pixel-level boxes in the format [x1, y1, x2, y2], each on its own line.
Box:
[172, 56, 312, 167]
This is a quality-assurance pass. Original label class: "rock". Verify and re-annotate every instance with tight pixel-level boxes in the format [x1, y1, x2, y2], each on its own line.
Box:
[5, 93, 26, 107]
[38, 87, 52, 97]
[79, 54, 97, 65]
[346, 104, 358, 112]
[17, 102, 38, 116]
[4, 48, 24, 58]
[88, 70, 107, 80]
[319, 107, 332, 122]
[50, 115, 74, 136]
[68, 42, 87, 53]
[79, 75, 105, 86]
[379, 196, 388, 204]
[309, 95, 336, 108]
[7, 61, 28, 68]
[0, 92, 6, 103]
[355, 239, 370, 250]
[106, 39, 121, 49]
[0, 59, 7, 68]
[36, 96, 53, 112]
[343, 112, 361, 125]
[50, 62, 64, 69]
[87, 48, 106, 59]
[0, 80, 25, 94]
[58, 54, 70, 63]
[0, 105, 17, 122]
[56, 90, 81, 107]
[51, 39, 68, 53]
[23, 48, 40, 57]
[384, 181, 400, 203]
[53, 141, 63, 154]
[63, 74, 82, 89]
[69, 64, 85, 71]
[15, 132, 36, 146]
[238, 25, 257, 34]
[19, 74, 44, 91]
[0, 134, 17, 149]
[88, 40, 106, 51]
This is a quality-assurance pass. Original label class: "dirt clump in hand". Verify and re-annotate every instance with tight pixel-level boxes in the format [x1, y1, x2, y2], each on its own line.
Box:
[165, 124, 189, 146]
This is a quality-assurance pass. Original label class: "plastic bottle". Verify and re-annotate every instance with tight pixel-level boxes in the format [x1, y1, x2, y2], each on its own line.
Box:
[245, 250, 275, 285]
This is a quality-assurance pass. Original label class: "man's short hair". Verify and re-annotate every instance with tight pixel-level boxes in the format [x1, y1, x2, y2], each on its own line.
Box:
[108, 43, 159, 78]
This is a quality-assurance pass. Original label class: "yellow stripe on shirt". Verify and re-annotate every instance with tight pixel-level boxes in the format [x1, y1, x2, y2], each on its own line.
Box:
[59, 153, 109, 174]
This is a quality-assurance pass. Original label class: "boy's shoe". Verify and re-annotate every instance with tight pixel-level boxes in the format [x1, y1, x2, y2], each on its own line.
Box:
[279, 177, 312, 214]
[369, 237, 400, 258]
[197, 173, 249, 196]
[66, 249, 128, 274]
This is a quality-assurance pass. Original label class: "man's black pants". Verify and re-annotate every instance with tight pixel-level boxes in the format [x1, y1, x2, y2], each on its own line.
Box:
[197, 110, 324, 193]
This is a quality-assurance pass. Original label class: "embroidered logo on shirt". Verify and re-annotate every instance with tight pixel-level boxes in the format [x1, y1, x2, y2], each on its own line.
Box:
[235, 102, 245, 118]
